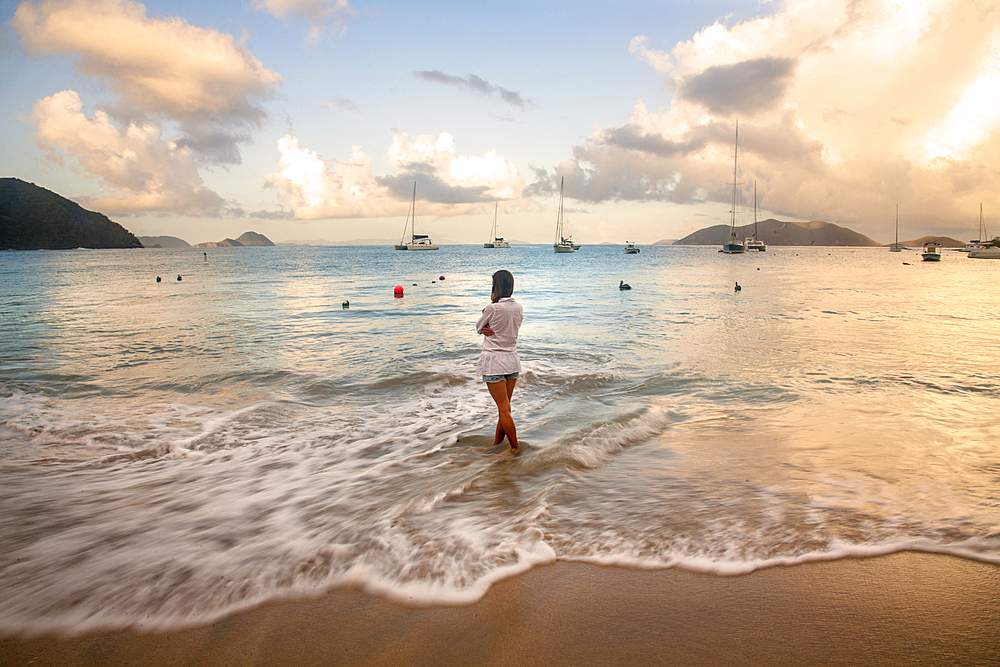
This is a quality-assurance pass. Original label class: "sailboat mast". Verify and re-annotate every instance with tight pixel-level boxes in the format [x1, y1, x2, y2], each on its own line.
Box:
[556, 177, 564, 244]
[895, 205, 899, 246]
[730, 121, 739, 237]
[409, 182, 417, 243]
[754, 181, 758, 238]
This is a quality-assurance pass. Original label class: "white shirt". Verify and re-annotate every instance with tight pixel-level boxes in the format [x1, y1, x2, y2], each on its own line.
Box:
[475, 297, 523, 375]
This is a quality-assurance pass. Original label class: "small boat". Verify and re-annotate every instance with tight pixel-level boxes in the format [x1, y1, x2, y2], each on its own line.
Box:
[624, 241, 640, 254]
[553, 177, 575, 253]
[889, 205, 906, 252]
[722, 122, 746, 254]
[921, 242, 941, 261]
[395, 182, 439, 250]
[484, 202, 510, 248]
[744, 182, 766, 251]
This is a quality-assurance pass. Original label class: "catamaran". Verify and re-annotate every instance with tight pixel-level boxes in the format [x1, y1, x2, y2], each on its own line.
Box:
[745, 181, 766, 251]
[484, 202, 510, 248]
[963, 204, 988, 252]
[889, 205, 905, 252]
[554, 177, 575, 253]
[723, 122, 746, 254]
[395, 182, 438, 250]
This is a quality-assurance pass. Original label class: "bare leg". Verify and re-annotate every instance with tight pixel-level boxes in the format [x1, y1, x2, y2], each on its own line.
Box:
[492, 378, 518, 446]
[487, 380, 518, 451]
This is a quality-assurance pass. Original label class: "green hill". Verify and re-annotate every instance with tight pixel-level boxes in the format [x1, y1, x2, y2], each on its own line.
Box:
[195, 231, 275, 247]
[138, 235, 190, 249]
[674, 219, 881, 246]
[0, 178, 142, 250]
[899, 235, 965, 248]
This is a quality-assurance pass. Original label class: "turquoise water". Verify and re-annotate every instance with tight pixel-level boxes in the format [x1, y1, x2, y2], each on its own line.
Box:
[1, 244, 999, 633]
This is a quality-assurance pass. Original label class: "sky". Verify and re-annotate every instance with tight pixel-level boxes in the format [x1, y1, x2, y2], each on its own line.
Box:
[2, 0, 999, 245]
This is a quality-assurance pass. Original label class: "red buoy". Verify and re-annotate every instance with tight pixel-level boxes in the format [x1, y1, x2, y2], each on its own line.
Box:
[439, 275, 445, 281]
[394, 285, 404, 298]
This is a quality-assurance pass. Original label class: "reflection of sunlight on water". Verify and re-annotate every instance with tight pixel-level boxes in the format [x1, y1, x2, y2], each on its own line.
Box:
[1, 245, 999, 634]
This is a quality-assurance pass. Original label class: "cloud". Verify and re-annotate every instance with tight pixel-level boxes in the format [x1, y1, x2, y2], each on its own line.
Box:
[323, 97, 360, 113]
[549, 0, 1000, 234]
[678, 57, 797, 115]
[14, 0, 281, 165]
[264, 132, 525, 219]
[252, 0, 355, 43]
[31, 90, 223, 214]
[414, 70, 532, 108]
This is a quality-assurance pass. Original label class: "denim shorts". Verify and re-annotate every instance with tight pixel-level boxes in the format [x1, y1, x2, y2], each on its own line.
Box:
[483, 372, 519, 384]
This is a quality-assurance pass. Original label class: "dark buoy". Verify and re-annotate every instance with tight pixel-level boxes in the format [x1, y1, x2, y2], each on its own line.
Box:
[156, 276, 161, 283]
[619, 280, 631, 290]
[342, 300, 350, 309]
[177, 275, 182, 281]
[439, 275, 445, 281]
[735, 281, 741, 292]
[394, 285, 404, 298]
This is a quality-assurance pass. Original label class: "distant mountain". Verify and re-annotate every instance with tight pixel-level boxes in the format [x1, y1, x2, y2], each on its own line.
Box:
[899, 235, 965, 248]
[0, 178, 142, 250]
[196, 231, 275, 247]
[139, 235, 190, 249]
[674, 219, 881, 246]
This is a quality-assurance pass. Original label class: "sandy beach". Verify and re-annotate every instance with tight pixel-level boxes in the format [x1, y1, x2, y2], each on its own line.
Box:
[2, 552, 997, 667]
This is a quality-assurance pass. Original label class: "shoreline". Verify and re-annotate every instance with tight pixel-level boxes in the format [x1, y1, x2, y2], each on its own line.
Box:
[2, 552, 998, 666]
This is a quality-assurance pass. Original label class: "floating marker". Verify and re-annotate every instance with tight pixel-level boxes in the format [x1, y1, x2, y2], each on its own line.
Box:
[394, 285, 404, 298]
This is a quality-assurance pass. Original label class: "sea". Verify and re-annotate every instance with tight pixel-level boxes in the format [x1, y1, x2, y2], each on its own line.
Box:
[1, 243, 998, 635]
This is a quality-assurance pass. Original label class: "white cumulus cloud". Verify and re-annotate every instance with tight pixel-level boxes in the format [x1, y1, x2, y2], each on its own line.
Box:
[553, 0, 1000, 234]
[253, 0, 356, 43]
[15, 0, 282, 214]
[31, 90, 223, 215]
[265, 132, 526, 219]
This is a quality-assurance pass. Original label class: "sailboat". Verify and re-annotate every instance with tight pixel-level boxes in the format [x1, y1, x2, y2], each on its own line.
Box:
[889, 205, 905, 252]
[722, 122, 746, 254]
[962, 204, 988, 252]
[745, 181, 766, 251]
[553, 177, 575, 253]
[394, 182, 438, 250]
[484, 202, 510, 248]
[968, 205, 1000, 258]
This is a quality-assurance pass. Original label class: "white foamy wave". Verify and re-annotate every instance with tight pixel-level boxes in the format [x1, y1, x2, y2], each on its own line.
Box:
[535, 409, 674, 469]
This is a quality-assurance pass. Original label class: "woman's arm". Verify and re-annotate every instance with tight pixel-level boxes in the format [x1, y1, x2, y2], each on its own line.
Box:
[476, 304, 495, 334]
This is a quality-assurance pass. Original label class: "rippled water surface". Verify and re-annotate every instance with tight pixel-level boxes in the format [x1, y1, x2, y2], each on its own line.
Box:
[1, 244, 999, 634]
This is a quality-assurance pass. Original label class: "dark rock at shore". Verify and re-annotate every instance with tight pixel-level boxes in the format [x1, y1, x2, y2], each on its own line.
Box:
[0, 178, 143, 250]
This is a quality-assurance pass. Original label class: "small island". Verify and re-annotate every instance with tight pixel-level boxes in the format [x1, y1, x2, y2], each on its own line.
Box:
[0, 178, 142, 250]
[673, 219, 882, 246]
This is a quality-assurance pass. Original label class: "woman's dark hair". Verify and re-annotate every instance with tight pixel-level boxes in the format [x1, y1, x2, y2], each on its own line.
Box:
[491, 270, 514, 303]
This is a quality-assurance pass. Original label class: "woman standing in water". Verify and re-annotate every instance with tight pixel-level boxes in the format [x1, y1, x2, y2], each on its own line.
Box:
[476, 270, 523, 452]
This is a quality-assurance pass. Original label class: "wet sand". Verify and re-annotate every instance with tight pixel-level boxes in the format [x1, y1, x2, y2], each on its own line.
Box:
[2, 552, 998, 667]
